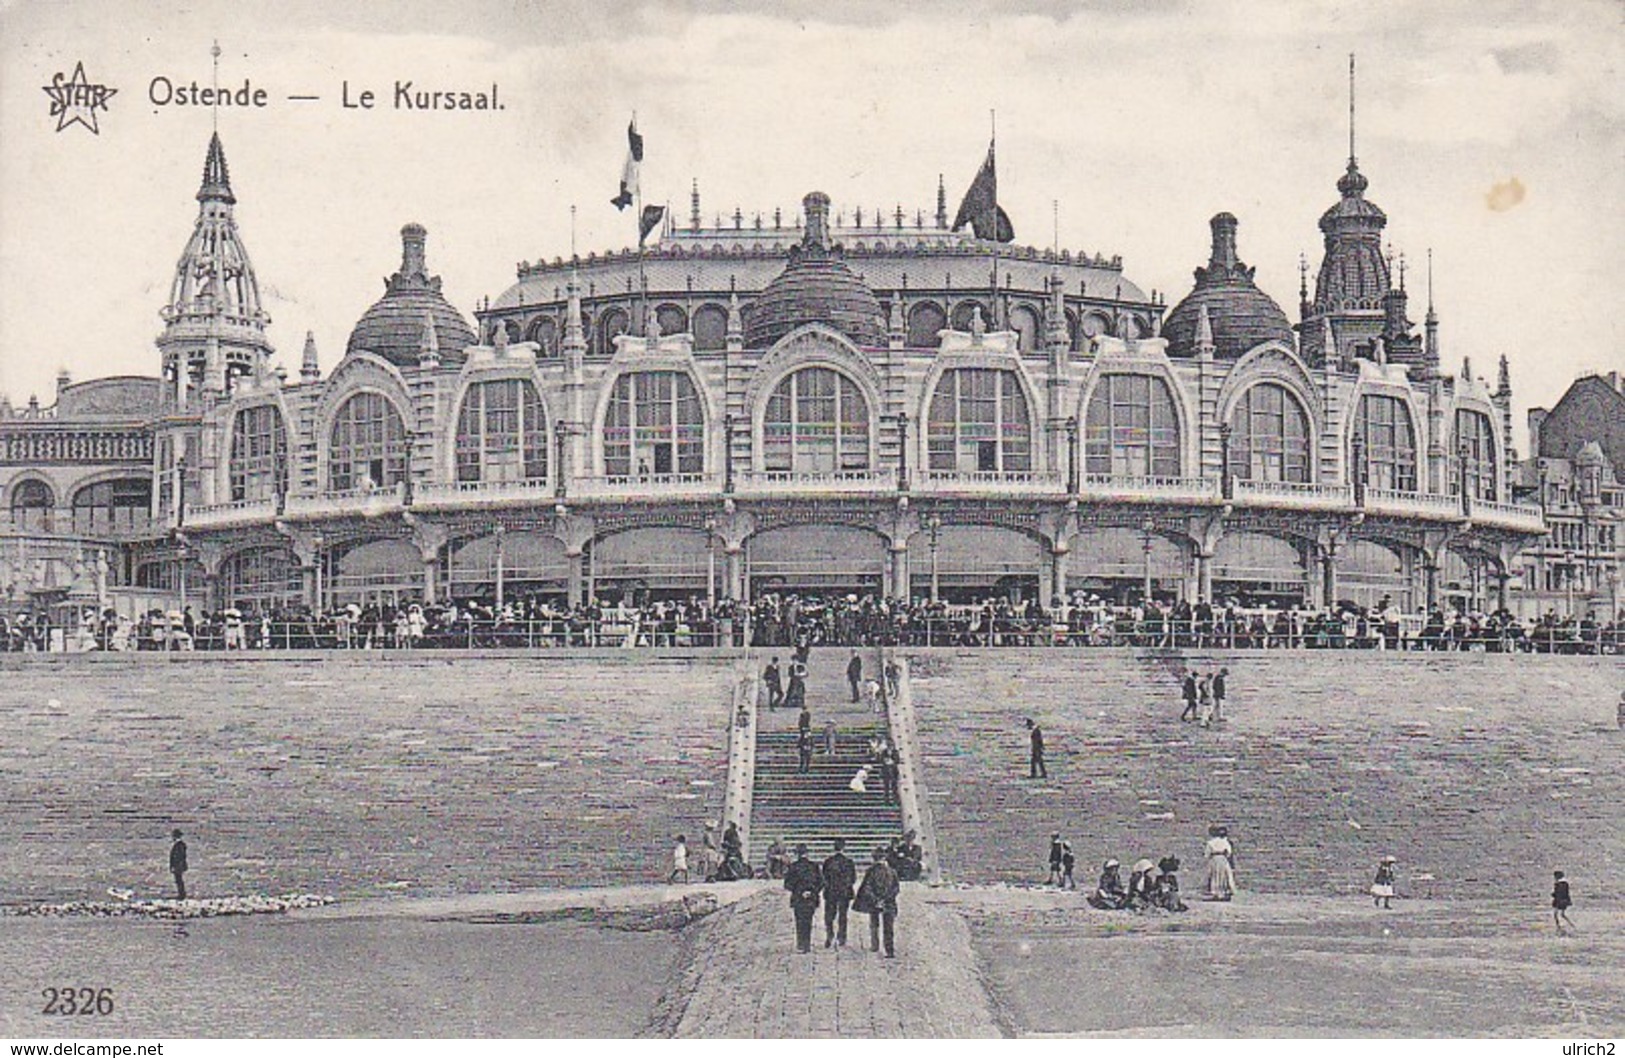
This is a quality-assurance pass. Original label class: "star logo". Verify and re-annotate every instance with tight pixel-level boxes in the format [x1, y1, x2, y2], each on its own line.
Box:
[42, 62, 117, 135]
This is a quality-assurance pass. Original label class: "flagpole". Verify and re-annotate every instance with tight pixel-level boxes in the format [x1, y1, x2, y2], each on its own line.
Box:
[989, 108, 999, 328]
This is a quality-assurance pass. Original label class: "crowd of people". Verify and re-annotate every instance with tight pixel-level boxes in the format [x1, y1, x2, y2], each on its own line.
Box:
[1060, 824, 1237, 914]
[8, 590, 1619, 654]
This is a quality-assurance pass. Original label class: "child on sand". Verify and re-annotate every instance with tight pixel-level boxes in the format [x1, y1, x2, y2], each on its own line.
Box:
[1370, 855, 1396, 908]
[669, 835, 689, 884]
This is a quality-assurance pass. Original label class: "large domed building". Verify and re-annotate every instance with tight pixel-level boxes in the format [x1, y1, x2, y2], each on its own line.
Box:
[1, 98, 1548, 625]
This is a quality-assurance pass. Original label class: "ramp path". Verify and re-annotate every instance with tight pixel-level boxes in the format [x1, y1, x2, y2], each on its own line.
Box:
[670, 887, 999, 1038]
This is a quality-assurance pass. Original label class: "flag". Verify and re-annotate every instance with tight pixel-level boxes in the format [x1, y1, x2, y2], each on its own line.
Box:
[612, 119, 643, 210]
[952, 140, 1015, 242]
[638, 204, 666, 244]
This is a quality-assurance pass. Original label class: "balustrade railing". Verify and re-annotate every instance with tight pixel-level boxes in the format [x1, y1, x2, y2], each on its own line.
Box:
[184, 498, 277, 528]
[735, 467, 897, 493]
[1468, 497, 1547, 532]
[571, 472, 718, 498]
[414, 478, 554, 507]
[1233, 479, 1354, 507]
[282, 482, 407, 516]
[1364, 488, 1462, 518]
[1077, 474, 1218, 501]
[920, 469, 1068, 494]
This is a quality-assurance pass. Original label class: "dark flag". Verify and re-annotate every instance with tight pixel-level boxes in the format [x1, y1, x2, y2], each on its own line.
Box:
[952, 140, 1015, 242]
[639, 204, 666, 244]
[612, 119, 643, 210]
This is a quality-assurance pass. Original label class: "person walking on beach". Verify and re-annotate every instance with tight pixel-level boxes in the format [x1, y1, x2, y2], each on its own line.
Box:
[1197, 673, 1216, 728]
[1060, 842, 1077, 889]
[854, 845, 900, 957]
[1370, 855, 1396, 909]
[797, 728, 814, 774]
[783, 845, 823, 954]
[168, 829, 188, 900]
[764, 657, 784, 710]
[1047, 831, 1065, 886]
[821, 838, 857, 948]
[1027, 718, 1047, 779]
[822, 719, 837, 757]
[847, 651, 864, 703]
[1180, 671, 1199, 722]
[1552, 870, 1578, 935]
[669, 835, 690, 884]
[1213, 667, 1229, 723]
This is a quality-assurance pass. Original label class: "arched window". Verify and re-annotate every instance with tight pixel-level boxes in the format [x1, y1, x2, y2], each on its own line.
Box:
[655, 304, 688, 337]
[1229, 383, 1311, 483]
[1454, 408, 1497, 501]
[455, 379, 549, 484]
[906, 302, 946, 348]
[526, 316, 558, 357]
[1353, 394, 1418, 492]
[1011, 305, 1041, 353]
[328, 392, 407, 492]
[692, 304, 728, 351]
[604, 371, 704, 477]
[72, 478, 152, 533]
[597, 307, 630, 354]
[1084, 374, 1181, 477]
[9, 479, 53, 532]
[950, 301, 991, 333]
[927, 368, 1032, 473]
[763, 368, 870, 473]
[230, 404, 288, 502]
[221, 546, 302, 610]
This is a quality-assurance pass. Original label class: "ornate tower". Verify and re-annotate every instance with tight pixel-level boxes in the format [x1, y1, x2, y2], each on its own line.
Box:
[1298, 57, 1402, 368]
[156, 133, 274, 409]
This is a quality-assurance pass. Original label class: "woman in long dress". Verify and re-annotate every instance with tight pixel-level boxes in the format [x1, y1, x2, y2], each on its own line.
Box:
[1204, 824, 1236, 900]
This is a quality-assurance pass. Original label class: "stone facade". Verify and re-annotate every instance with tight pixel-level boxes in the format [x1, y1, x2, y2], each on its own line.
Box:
[2, 129, 1549, 618]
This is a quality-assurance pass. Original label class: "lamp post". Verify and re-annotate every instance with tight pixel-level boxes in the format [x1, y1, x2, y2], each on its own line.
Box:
[926, 513, 942, 603]
[1564, 549, 1576, 619]
[554, 419, 571, 499]
[311, 530, 324, 614]
[1141, 518, 1155, 605]
[1351, 432, 1366, 507]
[173, 530, 189, 614]
[1219, 422, 1234, 500]
[493, 523, 506, 610]
[1458, 442, 1472, 517]
[704, 515, 718, 606]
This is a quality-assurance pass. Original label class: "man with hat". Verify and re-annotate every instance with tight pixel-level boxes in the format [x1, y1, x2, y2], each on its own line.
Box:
[168, 829, 189, 900]
[1047, 831, 1065, 886]
[821, 838, 857, 948]
[782, 844, 824, 954]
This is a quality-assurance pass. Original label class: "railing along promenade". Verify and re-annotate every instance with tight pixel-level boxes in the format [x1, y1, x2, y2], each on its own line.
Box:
[178, 470, 1545, 534]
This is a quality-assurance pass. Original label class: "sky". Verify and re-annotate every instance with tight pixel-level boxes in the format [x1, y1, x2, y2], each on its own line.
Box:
[1, 0, 1620, 450]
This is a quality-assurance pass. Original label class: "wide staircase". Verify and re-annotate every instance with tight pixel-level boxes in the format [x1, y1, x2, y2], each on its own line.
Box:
[751, 728, 902, 866]
[748, 649, 903, 867]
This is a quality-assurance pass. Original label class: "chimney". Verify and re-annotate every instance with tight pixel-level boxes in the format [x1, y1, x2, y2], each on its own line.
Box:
[802, 192, 832, 249]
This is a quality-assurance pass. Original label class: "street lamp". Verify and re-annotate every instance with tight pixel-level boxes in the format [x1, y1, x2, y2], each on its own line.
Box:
[926, 513, 942, 603]
[1564, 549, 1576, 619]
[704, 515, 718, 606]
[311, 530, 325, 613]
[1141, 518, 1156, 605]
[493, 523, 506, 610]
[723, 414, 737, 494]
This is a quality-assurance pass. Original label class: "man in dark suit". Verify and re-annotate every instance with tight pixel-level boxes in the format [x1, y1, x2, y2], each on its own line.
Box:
[856, 845, 901, 957]
[783, 844, 823, 954]
[821, 838, 857, 948]
[764, 658, 784, 710]
[1027, 718, 1047, 778]
[168, 829, 189, 900]
[797, 728, 814, 774]
[846, 651, 863, 702]
[1180, 671, 1199, 722]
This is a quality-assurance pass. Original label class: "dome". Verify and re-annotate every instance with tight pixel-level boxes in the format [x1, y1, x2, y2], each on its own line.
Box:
[1162, 214, 1293, 360]
[346, 224, 476, 366]
[744, 192, 886, 348]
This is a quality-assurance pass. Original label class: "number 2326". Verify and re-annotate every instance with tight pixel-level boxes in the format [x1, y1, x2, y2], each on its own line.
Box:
[41, 987, 114, 1016]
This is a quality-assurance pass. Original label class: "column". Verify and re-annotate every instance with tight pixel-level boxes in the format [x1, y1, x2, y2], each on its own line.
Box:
[1051, 546, 1070, 604]
[1322, 547, 1338, 609]
[1303, 541, 1321, 609]
[1399, 548, 1417, 612]
[1423, 558, 1439, 611]
[890, 545, 909, 601]
[1495, 566, 1509, 613]
[725, 546, 744, 602]
[301, 561, 319, 610]
[566, 550, 585, 607]
[421, 555, 439, 604]
[1197, 550, 1214, 604]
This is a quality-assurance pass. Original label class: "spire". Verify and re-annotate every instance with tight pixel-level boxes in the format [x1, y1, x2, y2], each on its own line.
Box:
[198, 131, 235, 205]
[399, 223, 428, 281]
[935, 174, 947, 228]
[1424, 248, 1440, 370]
[690, 178, 701, 231]
[1496, 353, 1511, 396]
[1207, 212, 1241, 273]
[420, 311, 442, 364]
[1195, 304, 1215, 357]
[1348, 53, 1357, 168]
[1337, 54, 1369, 198]
[300, 330, 320, 380]
[1321, 316, 1337, 367]
[726, 287, 743, 344]
[563, 272, 584, 351]
[802, 192, 832, 250]
[1298, 251, 1310, 319]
